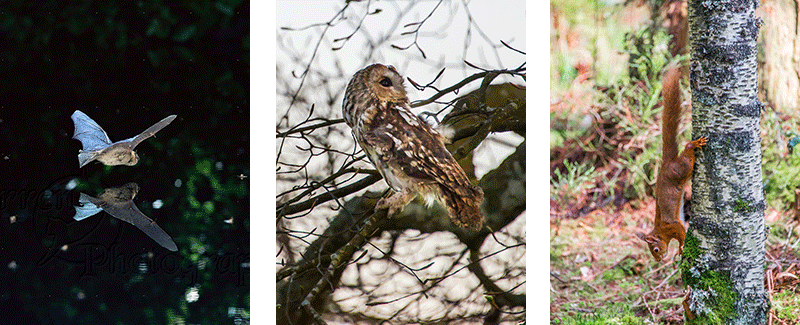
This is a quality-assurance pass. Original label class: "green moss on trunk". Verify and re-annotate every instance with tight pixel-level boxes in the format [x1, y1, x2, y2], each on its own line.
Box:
[681, 232, 739, 324]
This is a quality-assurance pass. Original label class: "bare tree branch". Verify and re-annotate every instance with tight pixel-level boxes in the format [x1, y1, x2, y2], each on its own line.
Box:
[390, 0, 444, 59]
[277, 2, 526, 323]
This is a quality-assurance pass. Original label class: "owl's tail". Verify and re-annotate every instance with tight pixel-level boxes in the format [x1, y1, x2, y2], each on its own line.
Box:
[441, 184, 484, 229]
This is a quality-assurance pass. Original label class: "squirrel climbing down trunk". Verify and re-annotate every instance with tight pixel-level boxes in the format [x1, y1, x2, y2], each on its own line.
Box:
[643, 66, 707, 262]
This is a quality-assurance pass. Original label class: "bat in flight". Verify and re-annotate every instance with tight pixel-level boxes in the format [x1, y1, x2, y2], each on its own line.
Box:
[71, 110, 176, 168]
[74, 182, 178, 252]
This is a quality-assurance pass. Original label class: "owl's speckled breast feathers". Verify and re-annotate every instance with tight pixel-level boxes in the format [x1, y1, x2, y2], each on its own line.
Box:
[342, 64, 484, 229]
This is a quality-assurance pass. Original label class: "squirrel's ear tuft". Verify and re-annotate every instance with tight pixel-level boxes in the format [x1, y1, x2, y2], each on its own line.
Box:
[635, 232, 646, 241]
[644, 235, 659, 244]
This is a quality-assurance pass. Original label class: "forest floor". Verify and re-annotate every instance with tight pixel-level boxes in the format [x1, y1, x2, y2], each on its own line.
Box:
[550, 0, 800, 322]
[550, 199, 800, 324]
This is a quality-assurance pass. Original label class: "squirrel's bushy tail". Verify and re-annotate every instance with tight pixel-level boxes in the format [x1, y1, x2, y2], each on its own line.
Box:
[661, 67, 682, 161]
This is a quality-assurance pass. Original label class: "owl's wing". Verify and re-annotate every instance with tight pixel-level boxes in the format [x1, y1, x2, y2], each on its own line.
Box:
[103, 201, 178, 251]
[367, 108, 475, 190]
[123, 115, 177, 149]
[71, 110, 112, 151]
[358, 130, 403, 192]
[365, 107, 484, 228]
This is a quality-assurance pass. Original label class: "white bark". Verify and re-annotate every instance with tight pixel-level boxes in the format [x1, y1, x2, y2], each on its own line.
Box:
[686, 0, 769, 323]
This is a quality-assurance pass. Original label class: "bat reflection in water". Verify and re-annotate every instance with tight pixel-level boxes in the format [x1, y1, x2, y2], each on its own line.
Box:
[71, 110, 176, 168]
[74, 182, 178, 251]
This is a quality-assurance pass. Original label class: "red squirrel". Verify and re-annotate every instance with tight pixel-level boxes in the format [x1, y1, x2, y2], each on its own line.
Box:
[644, 66, 707, 262]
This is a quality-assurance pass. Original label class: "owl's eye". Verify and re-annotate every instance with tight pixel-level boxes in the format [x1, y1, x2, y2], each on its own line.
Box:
[379, 77, 392, 87]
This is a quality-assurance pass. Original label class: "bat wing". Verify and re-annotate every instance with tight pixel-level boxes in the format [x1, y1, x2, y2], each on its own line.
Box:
[125, 115, 177, 149]
[72, 111, 113, 167]
[71, 110, 112, 151]
[73, 193, 104, 221]
[104, 201, 178, 251]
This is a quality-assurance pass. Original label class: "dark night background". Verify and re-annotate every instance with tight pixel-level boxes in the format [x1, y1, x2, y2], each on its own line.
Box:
[0, 1, 249, 323]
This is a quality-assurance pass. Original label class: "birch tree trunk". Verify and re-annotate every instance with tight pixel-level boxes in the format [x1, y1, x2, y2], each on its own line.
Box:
[684, 0, 769, 323]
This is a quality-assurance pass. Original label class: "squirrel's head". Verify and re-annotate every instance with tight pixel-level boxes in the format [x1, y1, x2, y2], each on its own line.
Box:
[643, 235, 666, 262]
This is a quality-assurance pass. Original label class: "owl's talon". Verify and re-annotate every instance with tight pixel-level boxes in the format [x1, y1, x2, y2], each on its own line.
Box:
[375, 198, 400, 216]
[375, 198, 389, 211]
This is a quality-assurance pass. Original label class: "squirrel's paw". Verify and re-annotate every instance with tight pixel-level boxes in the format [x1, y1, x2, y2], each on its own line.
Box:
[692, 137, 708, 148]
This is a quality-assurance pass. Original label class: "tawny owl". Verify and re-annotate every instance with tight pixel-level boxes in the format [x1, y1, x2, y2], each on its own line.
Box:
[342, 63, 484, 229]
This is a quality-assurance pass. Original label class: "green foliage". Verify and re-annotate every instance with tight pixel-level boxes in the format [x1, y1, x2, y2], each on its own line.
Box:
[551, 3, 689, 209]
[601, 267, 626, 282]
[549, 111, 588, 150]
[553, 304, 645, 325]
[619, 138, 659, 200]
[552, 52, 579, 91]
[550, 0, 630, 95]
[624, 24, 676, 85]
[762, 109, 800, 210]
[773, 291, 800, 322]
[551, 159, 598, 204]
[551, 0, 606, 27]
[767, 221, 800, 242]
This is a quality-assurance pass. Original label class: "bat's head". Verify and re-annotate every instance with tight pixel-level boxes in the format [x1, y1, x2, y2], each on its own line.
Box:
[122, 182, 139, 199]
[124, 150, 140, 166]
[99, 182, 139, 204]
